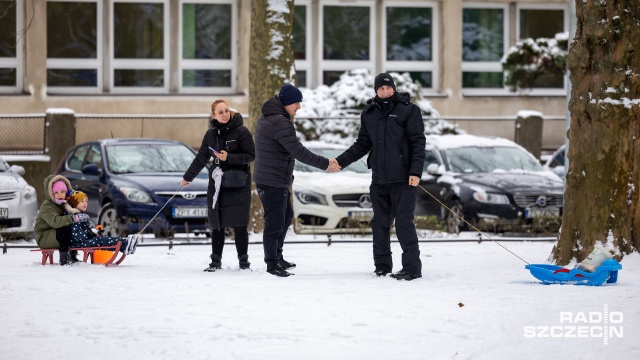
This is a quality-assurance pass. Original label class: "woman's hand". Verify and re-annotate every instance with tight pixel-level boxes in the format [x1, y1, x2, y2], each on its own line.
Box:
[214, 150, 228, 161]
[181, 179, 190, 188]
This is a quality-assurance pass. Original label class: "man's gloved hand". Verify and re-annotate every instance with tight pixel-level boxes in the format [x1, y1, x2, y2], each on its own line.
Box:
[73, 213, 91, 223]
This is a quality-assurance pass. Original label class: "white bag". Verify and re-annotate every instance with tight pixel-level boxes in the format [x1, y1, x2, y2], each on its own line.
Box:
[576, 248, 613, 272]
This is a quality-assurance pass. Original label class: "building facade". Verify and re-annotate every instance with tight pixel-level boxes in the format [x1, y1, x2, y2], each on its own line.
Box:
[0, 0, 570, 129]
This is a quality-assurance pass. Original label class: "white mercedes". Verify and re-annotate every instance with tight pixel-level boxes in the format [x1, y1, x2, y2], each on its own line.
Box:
[293, 142, 373, 234]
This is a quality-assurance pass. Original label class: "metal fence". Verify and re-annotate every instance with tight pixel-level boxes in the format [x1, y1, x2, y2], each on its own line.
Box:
[0, 114, 46, 154]
[0, 113, 567, 155]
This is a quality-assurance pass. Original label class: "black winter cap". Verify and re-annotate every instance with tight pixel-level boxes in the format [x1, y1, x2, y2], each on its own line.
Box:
[374, 73, 396, 92]
[279, 84, 303, 106]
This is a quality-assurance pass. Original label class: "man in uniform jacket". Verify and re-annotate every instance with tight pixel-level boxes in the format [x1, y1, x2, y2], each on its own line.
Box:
[334, 73, 426, 281]
[254, 84, 333, 277]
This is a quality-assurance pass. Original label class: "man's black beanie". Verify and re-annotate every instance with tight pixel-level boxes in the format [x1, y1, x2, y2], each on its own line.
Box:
[374, 73, 396, 92]
[279, 84, 303, 106]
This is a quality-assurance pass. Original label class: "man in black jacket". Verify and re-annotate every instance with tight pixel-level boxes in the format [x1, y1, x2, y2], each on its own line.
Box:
[334, 73, 426, 281]
[254, 84, 333, 277]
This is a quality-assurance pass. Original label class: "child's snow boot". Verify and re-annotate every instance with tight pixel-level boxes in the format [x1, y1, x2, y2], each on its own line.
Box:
[125, 234, 139, 255]
[59, 251, 71, 266]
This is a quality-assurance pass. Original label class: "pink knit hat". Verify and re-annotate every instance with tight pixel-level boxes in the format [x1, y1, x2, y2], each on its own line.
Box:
[52, 180, 67, 193]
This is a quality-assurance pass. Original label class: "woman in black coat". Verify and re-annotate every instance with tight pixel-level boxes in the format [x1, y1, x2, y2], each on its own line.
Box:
[182, 100, 256, 271]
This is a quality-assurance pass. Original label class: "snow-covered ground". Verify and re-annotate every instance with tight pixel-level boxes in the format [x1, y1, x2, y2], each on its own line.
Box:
[1, 234, 638, 360]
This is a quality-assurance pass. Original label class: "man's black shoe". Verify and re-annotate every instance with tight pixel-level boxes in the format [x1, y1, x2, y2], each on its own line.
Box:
[267, 264, 293, 277]
[279, 258, 296, 270]
[390, 269, 422, 281]
[374, 267, 391, 277]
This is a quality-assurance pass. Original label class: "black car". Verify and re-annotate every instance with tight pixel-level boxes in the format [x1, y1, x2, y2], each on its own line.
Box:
[416, 134, 565, 234]
[57, 139, 210, 237]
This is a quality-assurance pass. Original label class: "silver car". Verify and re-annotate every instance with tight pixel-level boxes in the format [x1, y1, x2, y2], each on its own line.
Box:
[0, 157, 39, 240]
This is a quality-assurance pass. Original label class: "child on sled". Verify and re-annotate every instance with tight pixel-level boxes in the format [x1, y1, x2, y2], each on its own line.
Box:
[65, 190, 139, 255]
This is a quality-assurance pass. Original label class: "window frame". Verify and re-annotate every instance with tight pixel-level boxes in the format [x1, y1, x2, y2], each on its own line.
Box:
[461, 2, 509, 95]
[292, 0, 311, 88]
[0, 0, 24, 93]
[109, 0, 170, 94]
[178, 0, 236, 94]
[46, 0, 103, 94]
[318, 0, 376, 86]
[515, 2, 569, 95]
[382, 1, 439, 92]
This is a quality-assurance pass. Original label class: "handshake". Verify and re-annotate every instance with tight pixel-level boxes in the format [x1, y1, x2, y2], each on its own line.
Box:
[327, 158, 341, 173]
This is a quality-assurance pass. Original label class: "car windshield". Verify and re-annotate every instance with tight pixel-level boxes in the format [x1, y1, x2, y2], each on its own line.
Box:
[294, 149, 369, 173]
[444, 146, 542, 173]
[107, 144, 203, 174]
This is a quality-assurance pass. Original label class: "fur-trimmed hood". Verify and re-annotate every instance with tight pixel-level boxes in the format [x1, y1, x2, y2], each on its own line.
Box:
[42, 174, 79, 214]
[43, 174, 72, 202]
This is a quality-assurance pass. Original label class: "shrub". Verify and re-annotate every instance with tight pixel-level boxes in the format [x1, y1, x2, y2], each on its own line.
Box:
[296, 69, 461, 144]
[502, 32, 568, 92]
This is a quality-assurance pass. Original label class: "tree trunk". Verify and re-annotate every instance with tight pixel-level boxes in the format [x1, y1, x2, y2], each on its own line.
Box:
[551, 0, 640, 264]
[247, 0, 296, 233]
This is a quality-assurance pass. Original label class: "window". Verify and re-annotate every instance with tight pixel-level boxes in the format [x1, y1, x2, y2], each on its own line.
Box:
[110, 0, 169, 93]
[180, 0, 235, 93]
[462, 4, 508, 89]
[47, 0, 101, 93]
[68, 145, 91, 171]
[319, 2, 374, 86]
[423, 150, 440, 171]
[293, 1, 310, 88]
[519, 8, 565, 40]
[0, 0, 22, 92]
[85, 144, 103, 170]
[518, 5, 567, 89]
[383, 2, 438, 89]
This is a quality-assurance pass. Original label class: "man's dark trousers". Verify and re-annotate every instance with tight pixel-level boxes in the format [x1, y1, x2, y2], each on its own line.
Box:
[370, 182, 422, 275]
[257, 184, 293, 269]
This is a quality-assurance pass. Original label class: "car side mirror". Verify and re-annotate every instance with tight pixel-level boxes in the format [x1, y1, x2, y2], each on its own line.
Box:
[10, 165, 25, 176]
[81, 163, 101, 176]
[426, 163, 444, 176]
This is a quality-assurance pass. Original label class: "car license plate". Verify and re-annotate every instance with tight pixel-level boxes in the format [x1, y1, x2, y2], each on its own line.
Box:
[348, 209, 373, 221]
[0, 208, 7, 219]
[525, 207, 559, 219]
[172, 207, 207, 218]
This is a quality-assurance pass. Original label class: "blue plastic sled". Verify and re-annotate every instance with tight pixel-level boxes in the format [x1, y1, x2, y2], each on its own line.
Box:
[526, 259, 622, 286]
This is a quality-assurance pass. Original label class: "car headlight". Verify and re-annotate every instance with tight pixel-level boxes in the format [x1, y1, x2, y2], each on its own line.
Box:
[23, 185, 37, 202]
[473, 191, 510, 205]
[294, 190, 328, 205]
[120, 186, 153, 203]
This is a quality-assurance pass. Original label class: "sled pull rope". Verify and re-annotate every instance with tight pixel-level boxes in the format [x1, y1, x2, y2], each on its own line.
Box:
[138, 184, 185, 234]
[416, 184, 530, 265]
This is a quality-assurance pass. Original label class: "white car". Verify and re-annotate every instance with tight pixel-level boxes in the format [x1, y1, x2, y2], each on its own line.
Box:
[0, 156, 39, 240]
[293, 143, 373, 234]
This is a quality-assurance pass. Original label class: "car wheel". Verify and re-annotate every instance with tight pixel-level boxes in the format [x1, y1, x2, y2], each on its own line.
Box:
[445, 200, 465, 234]
[98, 203, 121, 237]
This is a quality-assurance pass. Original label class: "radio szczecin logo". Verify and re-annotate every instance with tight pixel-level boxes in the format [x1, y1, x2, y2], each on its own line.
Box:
[523, 305, 623, 345]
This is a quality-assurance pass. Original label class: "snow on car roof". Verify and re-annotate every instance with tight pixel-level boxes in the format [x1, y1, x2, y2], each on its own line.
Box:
[425, 134, 521, 150]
